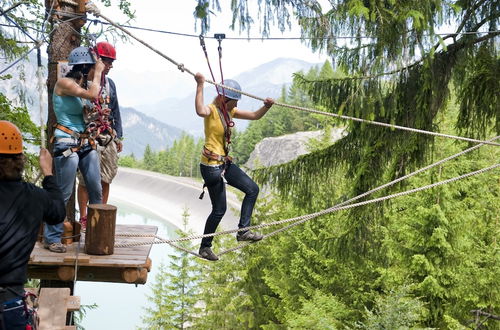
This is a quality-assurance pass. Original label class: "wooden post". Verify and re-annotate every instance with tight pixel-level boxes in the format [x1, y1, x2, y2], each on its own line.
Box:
[85, 204, 117, 255]
[46, 0, 86, 224]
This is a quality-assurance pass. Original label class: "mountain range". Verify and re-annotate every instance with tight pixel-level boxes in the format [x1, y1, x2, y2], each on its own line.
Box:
[132, 58, 320, 136]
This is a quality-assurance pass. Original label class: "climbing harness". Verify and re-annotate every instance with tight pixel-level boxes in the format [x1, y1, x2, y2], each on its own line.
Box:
[51, 123, 96, 157]
[0, 286, 38, 330]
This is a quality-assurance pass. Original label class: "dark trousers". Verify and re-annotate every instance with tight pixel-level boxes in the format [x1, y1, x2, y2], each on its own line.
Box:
[1, 298, 30, 330]
[200, 163, 259, 248]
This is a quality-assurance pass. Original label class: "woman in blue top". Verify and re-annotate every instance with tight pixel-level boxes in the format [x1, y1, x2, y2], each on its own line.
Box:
[44, 46, 105, 253]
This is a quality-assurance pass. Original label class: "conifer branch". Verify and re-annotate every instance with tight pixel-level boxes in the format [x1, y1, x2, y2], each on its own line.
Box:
[470, 310, 500, 321]
[454, 0, 488, 36]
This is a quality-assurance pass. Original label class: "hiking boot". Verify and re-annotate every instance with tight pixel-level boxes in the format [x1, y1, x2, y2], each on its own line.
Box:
[236, 230, 263, 242]
[79, 216, 87, 231]
[199, 247, 219, 261]
[43, 242, 67, 253]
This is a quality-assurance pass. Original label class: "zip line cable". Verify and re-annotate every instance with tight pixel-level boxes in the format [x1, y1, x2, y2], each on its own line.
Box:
[84, 3, 500, 147]
[0, 44, 38, 75]
[0, 7, 37, 43]
[72, 17, 500, 41]
[114, 162, 500, 250]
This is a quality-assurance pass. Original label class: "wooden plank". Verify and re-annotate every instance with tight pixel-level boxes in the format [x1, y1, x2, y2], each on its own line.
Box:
[67, 296, 80, 312]
[63, 255, 90, 263]
[38, 288, 70, 330]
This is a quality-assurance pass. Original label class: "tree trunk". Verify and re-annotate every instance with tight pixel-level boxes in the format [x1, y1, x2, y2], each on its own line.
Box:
[84, 204, 117, 255]
[45, 0, 86, 223]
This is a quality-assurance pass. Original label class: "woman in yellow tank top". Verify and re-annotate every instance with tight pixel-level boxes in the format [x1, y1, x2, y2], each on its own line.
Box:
[194, 72, 274, 261]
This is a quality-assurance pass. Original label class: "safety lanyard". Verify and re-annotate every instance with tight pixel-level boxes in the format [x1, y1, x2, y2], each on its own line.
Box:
[199, 34, 234, 155]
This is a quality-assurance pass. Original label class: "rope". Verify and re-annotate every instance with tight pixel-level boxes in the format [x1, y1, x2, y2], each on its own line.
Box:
[216, 135, 500, 256]
[0, 44, 38, 75]
[71, 17, 500, 40]
[113, 163, 500, 249]
[85, 3, 500, 147]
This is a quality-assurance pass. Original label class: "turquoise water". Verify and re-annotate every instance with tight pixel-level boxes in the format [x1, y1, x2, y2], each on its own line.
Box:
[78, 198, 179, 330]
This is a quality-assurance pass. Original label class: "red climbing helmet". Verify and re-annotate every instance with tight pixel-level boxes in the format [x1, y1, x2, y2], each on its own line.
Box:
[0, 120, 23, 155]
[96, 41, 116, 60]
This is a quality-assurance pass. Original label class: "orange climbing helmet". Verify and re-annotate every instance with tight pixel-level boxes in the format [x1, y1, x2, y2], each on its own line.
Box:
[0, 120, 23, 155]
[96, 41, 116, 60]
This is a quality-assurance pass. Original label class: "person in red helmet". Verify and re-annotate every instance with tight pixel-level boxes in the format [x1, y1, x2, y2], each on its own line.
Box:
[77, 41, 123, 229]
[0, 121, 65, 329]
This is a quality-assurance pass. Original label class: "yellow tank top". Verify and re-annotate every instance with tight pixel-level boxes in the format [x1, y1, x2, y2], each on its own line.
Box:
[201, 103, 237, 165]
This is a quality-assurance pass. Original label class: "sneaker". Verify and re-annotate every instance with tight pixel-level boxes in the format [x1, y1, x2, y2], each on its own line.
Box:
[79, 216, 87, 231]
[236, 230, 263, 242]
[43, 242, 67, 253]
[199, 247, 219, 261]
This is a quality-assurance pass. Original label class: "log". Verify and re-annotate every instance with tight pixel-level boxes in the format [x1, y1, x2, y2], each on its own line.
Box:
[121, 268, 139, 283]
[143, 257, 152, 272]
[136, 268, 148, 285]
[85, 204, 117, 255]
[57, 266, 75, 281]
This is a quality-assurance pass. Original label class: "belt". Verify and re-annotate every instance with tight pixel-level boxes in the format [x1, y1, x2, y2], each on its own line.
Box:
[200, 162, 224, 168]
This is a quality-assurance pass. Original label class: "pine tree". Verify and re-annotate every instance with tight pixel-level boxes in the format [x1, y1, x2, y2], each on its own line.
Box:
[141, 209, 201, 329]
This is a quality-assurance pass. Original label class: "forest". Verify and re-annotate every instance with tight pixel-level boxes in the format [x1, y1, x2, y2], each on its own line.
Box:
[1, 0, 499, 328]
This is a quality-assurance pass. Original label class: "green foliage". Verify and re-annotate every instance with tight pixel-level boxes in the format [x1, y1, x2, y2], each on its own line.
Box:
[123, 134, 204, 178]
[141, 209, 201, 329]
[74, 303, 99, 330]
[356, 286, 427, 329]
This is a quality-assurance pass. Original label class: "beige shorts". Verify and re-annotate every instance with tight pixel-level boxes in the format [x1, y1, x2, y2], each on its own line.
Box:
[78, 138, 119, 186]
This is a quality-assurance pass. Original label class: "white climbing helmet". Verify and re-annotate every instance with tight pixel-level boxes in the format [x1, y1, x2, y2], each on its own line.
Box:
[68, 46, 95, 66]
[221, 79, 241, 100]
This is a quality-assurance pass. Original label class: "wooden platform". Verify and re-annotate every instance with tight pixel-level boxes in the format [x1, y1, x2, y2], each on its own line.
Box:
[28, 224, 156, 284]
[37, 288, 80, 330]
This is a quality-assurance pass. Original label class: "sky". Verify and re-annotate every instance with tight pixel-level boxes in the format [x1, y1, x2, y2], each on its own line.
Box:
[91, 0, 330, 107]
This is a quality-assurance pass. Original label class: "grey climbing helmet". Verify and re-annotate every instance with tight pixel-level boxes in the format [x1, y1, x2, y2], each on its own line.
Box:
[68, 46, 95, 65]
[221, 79, 242, 100]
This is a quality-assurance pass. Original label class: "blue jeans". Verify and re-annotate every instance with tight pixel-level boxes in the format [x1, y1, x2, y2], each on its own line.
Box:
[44, 139, 102, 244]
[200, 163, 259, 248]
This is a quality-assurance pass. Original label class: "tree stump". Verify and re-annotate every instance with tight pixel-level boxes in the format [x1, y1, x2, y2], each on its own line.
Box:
[85, 204, 117, 255]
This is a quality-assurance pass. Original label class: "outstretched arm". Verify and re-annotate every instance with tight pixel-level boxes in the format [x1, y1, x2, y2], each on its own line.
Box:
[233, 98, 274, 120]
[194, 73, 211, 117]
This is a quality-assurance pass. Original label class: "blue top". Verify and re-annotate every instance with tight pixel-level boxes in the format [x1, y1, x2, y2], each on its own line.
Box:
[53, 93, 85, 138]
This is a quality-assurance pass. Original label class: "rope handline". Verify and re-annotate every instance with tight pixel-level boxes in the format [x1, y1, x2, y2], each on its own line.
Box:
[216, 135, 500, 256]
[85, 3, 500, 148]
[113, 162, 500, 249]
